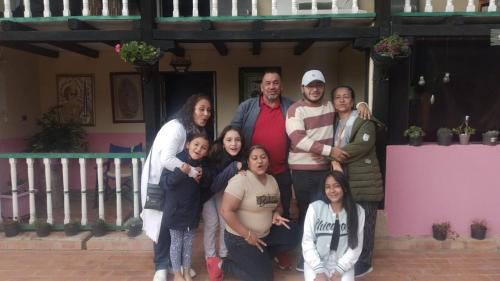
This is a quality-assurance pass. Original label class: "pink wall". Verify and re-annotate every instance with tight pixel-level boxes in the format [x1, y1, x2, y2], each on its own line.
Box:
[386, 144, 500, 236]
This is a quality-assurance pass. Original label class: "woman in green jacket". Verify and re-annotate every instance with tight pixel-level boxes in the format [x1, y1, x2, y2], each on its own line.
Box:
[330, 85, 384, 278]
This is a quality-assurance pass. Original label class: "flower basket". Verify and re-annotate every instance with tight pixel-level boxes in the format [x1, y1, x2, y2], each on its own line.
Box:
[115, 41, 163, 81]
[372, 34, 410, 67]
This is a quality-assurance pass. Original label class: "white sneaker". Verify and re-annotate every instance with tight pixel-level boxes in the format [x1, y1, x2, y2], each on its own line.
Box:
[180, 267, 197, 278]
[152, 269, 167, 281]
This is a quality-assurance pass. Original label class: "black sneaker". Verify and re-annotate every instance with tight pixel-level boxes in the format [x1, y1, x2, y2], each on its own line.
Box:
[295, 256, 304, 272]
[354, 263, 373, 278]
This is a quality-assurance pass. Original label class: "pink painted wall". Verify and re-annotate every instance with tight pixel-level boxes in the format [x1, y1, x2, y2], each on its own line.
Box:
[386, 144, 500, 236]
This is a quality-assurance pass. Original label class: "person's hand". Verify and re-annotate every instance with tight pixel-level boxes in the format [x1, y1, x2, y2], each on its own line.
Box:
[289, 198, 299, 221]
[330, 147, 349, 162]
[245, 231, 267, 253]
[238, 169, 247, 176]
[194, 167, 202, 183]
[236, 161, 243, 171]
[331, 161, 343, 172]
[180, 163, 190, 174]
[330, 271, 342, 281]
[314, 273, 329, 281]
[272, 211, 290, 229]
[357, 102, 372, 120]
[312, 154, 326, 163]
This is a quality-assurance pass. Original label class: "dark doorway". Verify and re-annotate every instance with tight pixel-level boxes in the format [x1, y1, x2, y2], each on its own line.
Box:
[161, 72, 216, 140]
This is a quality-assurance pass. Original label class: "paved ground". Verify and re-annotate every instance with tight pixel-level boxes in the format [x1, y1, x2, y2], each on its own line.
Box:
[1, 248, 500, 281]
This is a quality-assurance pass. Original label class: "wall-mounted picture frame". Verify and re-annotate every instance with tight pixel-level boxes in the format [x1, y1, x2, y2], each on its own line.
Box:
[56, 74, 95, 126]
[239, 67, 281, 103]
[110, 72, 144, 123]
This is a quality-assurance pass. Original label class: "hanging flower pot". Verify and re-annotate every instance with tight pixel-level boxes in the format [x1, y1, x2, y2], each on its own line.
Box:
[115, 41, 163, 82]
[372, 34, 410, 67]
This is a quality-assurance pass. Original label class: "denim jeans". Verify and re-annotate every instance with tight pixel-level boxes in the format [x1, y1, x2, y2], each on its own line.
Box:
[154, 214, 171, 271]
[272, 170, 292, 219]
[222, 223, 299, 281]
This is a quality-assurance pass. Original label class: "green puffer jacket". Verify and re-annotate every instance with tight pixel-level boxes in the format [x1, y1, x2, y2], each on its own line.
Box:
[336, 117, 384, 202]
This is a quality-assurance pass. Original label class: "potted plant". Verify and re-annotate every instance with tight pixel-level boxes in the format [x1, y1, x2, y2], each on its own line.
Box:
[64, 220, 81, 236]
[372, 34, 410, 66]
[115, 41, 163, 81]
[124, 217, 143, 237]
[482, 130, 499, 145]
[34, 218, 51, 237]
[432, 221, 458, 241]
[436, 127, 453, 146]
[91, 218, 107, 237]
[404, 125, 425, 146]
[2, 219, 20, 237]
[470, 220, 487, 240]
[452, 116, 475, 145]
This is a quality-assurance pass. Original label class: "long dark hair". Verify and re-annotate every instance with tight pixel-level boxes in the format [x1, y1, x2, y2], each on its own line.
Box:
[175, 93, 211, 134]
[209, 125, 245, 164]
[317, 171, 359, 249]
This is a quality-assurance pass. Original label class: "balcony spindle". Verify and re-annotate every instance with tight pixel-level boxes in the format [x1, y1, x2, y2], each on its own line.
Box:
[488, 0, 497, 12]
[9, 158, 19, 220]
[351, 0, 359, 13]
[79, 158, 88, 226]
[43, 0, 51, 17]
[82, 0, 90, 16]
[63, 0, 70, 16]
[252, 0, 257, 15]
[331, 0, 338, 13]
[211, 0, 218, 16]
[445, 0, 454, 12]
[114, 158, 123, 226]
[27, 158, 36, 224]
[424, 0, 433, 12]
[132, 158, 140, 218]
[96, 158, 105, 220]
[466, 0, 475, 12]
[61, 158, 70, 224]
[102, 0, 109, 16]
[173, 0, 179, 17]
[311, 0, 317, 14]
[193, 0, 199, 16]
[43, 158, 54, 224]
[23, 0, 32, 17]
[232, 0, 237, 16]
[3, 0, 12, 18]
[122, 0, 129, 16]
[272, 0, 277, 15]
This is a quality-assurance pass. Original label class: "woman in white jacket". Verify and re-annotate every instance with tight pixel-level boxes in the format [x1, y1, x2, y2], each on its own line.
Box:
[302, 171, 365, 281]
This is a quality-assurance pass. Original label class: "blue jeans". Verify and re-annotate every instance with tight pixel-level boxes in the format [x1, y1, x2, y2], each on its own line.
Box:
[272, 170, 292, 219]
[154, 214, 171, 271]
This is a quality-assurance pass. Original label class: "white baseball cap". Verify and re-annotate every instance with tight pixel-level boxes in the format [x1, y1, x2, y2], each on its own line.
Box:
[301, 70, 325, 86]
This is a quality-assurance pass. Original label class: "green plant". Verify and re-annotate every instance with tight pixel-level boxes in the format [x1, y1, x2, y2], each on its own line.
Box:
[452, 115, 476, 135]
[124, 217, 143, 237]
[404, 125, 425, 138]
[373, 34, 410, 58]
[437, 127, 452, 136]
[432, 221, 459, 240]
[25, 106, 87, 152]
[471, 219, 487, 230]
[34, 218, 50, 228]
[64, 219, 81, 236]
[115, 41, 161, 64]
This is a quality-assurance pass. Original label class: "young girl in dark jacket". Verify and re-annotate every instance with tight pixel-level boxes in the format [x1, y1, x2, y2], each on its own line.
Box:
[162, 132, 211, 281]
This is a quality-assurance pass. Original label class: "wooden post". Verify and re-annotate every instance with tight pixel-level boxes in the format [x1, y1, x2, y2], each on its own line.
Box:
[82, 0, 90, 16]
[43, 158, 54, 225]
[424, 0, 433, 12]
[132, 158, 140, 218]
[8, 158, 18, 220]
[122, 0, 129, 15]
[96, 158, 105, 220]
[79, 158, 88, 226]
[23, 0, 32, 17]
[331, 0, 338, 14]
[43, 0, 51, 17]
[26, 158, 36, 224]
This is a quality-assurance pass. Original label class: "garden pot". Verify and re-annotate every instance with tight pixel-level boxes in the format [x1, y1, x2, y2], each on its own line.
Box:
[127, 225, 143, 237]
[482, 134, 497, 145]
[408, 136, 422, 146]
[3, 222, 20, 237]
[471, 225, 487, 240]
[92, 224, 107, 237]
[36, 225, 51, 238]
[432, 225, 447, 241]
[459, 134, 470, 145]
[64, 224, 80, 236]
[437, 134, 453, 146]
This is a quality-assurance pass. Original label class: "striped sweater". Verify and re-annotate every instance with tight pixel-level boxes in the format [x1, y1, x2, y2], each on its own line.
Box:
[286, 99, 335, 171]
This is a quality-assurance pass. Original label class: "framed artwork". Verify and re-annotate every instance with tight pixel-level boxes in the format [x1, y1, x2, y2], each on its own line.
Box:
[238, 67, 281, 103]
[110, 72, 144, 123]
[56, 74, 95, 126]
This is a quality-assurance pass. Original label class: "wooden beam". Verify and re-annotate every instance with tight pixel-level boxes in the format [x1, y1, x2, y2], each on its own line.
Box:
[51, 42, 99, 58]
[0, 30, 141, 42]
[353, 37, 378, 49]
[251, 20, 265, 56]
[200, 20, 228, 56]
[68, 19, 98, 30]
[293, 18, 332, 55]
[1, 43, 59, 58]
[1, 21, 36, 31]
[393, 24, 500, 37]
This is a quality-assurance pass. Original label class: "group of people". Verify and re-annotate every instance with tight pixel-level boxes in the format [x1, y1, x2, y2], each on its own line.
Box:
[140, 69, 384, 281]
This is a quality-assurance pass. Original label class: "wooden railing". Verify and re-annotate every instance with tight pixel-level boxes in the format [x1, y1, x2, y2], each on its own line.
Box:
[402, 0, 497, 13]
[0, 153, 144, 229]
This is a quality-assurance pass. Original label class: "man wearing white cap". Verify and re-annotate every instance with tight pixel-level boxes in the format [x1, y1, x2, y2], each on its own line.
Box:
[286, 70, 370, 272]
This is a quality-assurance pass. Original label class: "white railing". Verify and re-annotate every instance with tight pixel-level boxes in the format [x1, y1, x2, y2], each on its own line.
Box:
[404, 0, 497, 13]
[2, 0, 130, 19]
[0, 153, 144, 229]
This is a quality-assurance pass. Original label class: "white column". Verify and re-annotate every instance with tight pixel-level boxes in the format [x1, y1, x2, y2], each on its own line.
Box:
[122, 0, 129, 16]
[465, 0, 475, 12]
[211, 0, 218, 16]
[424, 0, 433, 12]
[271, 0, 277, 15]
[9, 158, 19, 221]
[43, 0, 51, 17]
[311, 0, 317, 14]
[488, 0, 497, 12]
[445, 0, 454, 12]
[404, 0, 411, 12]
[252, 0, 257, 15]
[331, 0, 338, 13]
[173, 0, 179, 17]
[79, 158, 88, 226]
[82, 0, 90, 16]
[96, 158, 105, 220]
[232, 0, 237, 16]
[61, 158, 70, 224]
[351, 0, 359, 13]
[102, 0, 109, 16]
[43, 158, 54, 225]
[23, 0, 32, 17]
[26, 158, 36, 224]
[63, 0, 70, 16]
[193, 0, 199, 16]
[114, 158, 123, 226]
[132, 158, 140, 218]
[3, 0, 12, 18]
